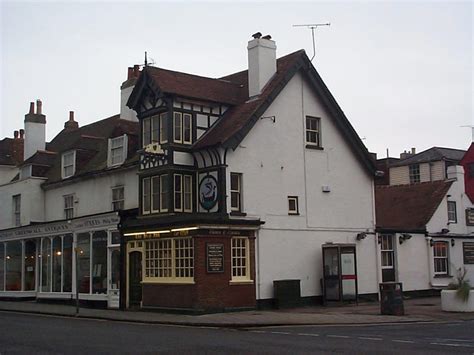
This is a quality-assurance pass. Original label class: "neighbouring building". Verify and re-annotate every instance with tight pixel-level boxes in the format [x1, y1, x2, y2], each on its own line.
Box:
[375, 165, 474, 293]
[0, 66, 141, 308]
[120, 33, 379, 311]
[382, 147, 466, 186]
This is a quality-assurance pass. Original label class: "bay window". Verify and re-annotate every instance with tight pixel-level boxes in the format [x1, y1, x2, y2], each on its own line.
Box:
[173, 112, 192, 144]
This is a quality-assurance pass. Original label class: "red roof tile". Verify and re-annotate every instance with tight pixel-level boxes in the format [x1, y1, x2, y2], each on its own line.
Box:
[375, 181, 453, 231]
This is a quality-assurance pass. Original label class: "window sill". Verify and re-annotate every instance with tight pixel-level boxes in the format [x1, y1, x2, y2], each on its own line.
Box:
[230, 211, 247, 217]
[305, 144, 323, 150]
[141, 280, 195, 285]
[433, 274, 452, 279]
[288, 212, 299, 216]
[229, 280, 254, 285]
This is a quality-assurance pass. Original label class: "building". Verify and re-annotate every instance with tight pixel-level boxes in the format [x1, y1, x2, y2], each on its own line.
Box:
[375, 165, 474, 293]
[119, 33, 379, 311]
[381, 147, 466, 186]
[460, 143, 474, 203]
[0, 67, 141, 308]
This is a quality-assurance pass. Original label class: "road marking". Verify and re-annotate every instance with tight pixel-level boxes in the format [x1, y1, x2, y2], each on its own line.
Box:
[297, 333, 320, 337]
[327, 335, 350, 338]
[392, 340, 414, 344]
[270, 331, 291, 335]
[430, 338, 474, 343]
[430, 342, 474, 348]
[250, 330, 266, 334]
[358, 337, 382, 341]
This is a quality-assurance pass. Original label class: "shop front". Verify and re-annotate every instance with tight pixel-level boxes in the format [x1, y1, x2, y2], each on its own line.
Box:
[123, 224, 258, 312]
[0, 212, 121, 308]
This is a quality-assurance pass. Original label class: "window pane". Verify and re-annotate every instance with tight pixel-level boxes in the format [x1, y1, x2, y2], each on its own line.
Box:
[152, 177, 160, 212]
[62, 234, 73, 292]
[183, 114, 192, 143]
[184, 175, 192, 212]
[160, 113, 168, 143]
[77, 233, 91, 293]
[143, 118, 151, 146]
[52, 236, 62, 292]
[92, 231, 107, 294]
[6, 241, 22, 291]
[174, 112, 182, 142]
[151, 115, 159, 143]
[143, 178, 150, 213]
[161, 175, 169, 211]
[41, 238, 51, 292]
[174, 175, 182, 211]
[231, 173, 239, 190]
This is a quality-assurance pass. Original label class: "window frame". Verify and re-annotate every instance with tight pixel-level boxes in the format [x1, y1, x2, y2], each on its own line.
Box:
[64, 194, 74, 220]
[433, 241, 449, 276]
[173, 112, 193, 145]
[305, 116, 321, 147]
[12, 194, 21, 227]
[447, 201, 457, 223]
[142, 177, 151, 215]
[231, 237, 252, 282]
[288, 196, 299, 215]
[144, 237, 194, 283]
[380, 234, 395, 269]
[61, 151, 76, 179]
[409, 164, 420, 184]
[108, 135, 128, 167]
[111, 186, 125, 211]
[230, 173, 242, 212]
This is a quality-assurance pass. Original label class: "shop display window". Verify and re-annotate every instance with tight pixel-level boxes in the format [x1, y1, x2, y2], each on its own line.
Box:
[41, 238, 51, 292]
[6, 241, 22, 291]
[0, 243, 5, 291]
[77, 232, 91, 293]
[24, 240, 36, 291]
[92, 231, 107, 294]
[62, 234, 73, 292]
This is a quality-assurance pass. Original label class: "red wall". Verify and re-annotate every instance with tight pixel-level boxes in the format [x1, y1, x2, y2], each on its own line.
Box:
[461, 143, 474, 203]
[141, 234, 256, 312]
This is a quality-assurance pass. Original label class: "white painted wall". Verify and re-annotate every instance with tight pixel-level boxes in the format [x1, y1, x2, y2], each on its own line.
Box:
[0, 166, 18, 185]
[226, 72, 377, 299]
[24, 121, 45, 161]
[0, 177, 46, 229]
[44, 168, 138, 221]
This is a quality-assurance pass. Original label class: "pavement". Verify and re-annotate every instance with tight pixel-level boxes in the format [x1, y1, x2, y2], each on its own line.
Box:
[0, 296, 473, 328]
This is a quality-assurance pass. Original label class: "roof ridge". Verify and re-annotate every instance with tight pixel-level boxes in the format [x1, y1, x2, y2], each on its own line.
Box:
[146, 66, 243, 87]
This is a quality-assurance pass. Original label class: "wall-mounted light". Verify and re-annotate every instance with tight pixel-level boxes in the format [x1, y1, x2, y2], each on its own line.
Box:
[356, 232, 367, 241]
[451, 238, 455, 247]
[429, 239, 435, 247]
[260, 115, 276, 123]
[441, 228, 450, 234]
[399, 234, 412, 245]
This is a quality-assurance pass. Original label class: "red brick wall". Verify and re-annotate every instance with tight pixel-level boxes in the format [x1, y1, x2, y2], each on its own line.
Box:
[141, 233, 256, 311]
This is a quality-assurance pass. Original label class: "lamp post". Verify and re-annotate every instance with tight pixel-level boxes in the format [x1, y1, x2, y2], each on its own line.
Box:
[74, 247, 82, 316]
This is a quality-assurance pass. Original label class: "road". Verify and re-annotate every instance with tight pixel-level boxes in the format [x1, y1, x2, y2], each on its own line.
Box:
[0, 311, 473, 354]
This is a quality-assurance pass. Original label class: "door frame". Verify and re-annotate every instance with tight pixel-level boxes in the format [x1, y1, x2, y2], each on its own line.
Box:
[126, 241, 144, 308]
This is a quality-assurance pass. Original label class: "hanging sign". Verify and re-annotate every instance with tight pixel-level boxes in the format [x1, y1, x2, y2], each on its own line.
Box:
[463, 242, 474, 264]
[465, 209, 474, 226]
[199, 173, 218, 211]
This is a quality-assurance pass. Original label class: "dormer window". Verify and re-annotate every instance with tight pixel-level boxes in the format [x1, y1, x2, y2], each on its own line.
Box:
[173, 112, 192, 144]
[108, 135, 128, 167]
[143, 113, 167, 147]
[62, 151, 76, 178]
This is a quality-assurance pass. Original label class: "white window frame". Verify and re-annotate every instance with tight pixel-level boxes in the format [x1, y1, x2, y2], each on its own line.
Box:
[142, 177, 151, 215]
[288, 196, 299, 215]
[305, 116, 321, 147]
[433, 241, 449, 276]
[144, 237, 194, 283]
[409, 164, 420, 184]
[183, 175, 192, 213]
[151, 176, 161, 213]
[111, 186, 124, 211]
[183, 113, 192, 144]
[231, 237, 252, 282]
[160, 174, 169, 213]
[12, 194, 21, 227]
[108, 135, 128, 167]
[174, 174, 183, 212]
[159, 112, 168, 144]
[61, 151, 76, 179]
[380, 234, 394, 269]
[64, 194, 74, 220]
[230, 173, 242, 212]
[447, 201, 457, 223]
[173, 112, 182, 143]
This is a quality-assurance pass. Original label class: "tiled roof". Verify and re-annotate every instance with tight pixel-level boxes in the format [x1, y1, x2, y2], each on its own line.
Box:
[391, 147, 466, 167]
[0, 137, 23, 166]
[375, 181, 453, 231]
[38, 115, 139, 185]
[144, 67, 246, 105]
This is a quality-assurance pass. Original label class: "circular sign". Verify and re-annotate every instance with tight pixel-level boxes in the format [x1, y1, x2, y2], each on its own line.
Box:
[199, 175, 218, 210]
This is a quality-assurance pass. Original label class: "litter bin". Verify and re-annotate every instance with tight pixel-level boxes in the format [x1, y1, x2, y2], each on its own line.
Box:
[273, 279, 301, 309]
[379, 282, 404, 316]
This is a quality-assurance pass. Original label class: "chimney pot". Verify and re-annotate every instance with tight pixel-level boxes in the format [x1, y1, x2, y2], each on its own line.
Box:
[19, 129, 25, 138]
[14, 130, 19, 139]
[411, 147, 416, 154]
[262, 34, 272, 40]
[36, 99, 42, 115]
[29, 102, 34, 114]
[133, 65, 140, 78]
[69, 111, 74, 121]
[127, 67, 133, 80]
[252, 32, 262, 39]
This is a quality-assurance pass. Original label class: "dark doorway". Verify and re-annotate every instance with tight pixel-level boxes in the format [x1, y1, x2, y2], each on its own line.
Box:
[129, 251, 142, 306]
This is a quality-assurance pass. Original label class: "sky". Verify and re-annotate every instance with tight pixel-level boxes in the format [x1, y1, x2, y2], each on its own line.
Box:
[0, 0, 472, 159]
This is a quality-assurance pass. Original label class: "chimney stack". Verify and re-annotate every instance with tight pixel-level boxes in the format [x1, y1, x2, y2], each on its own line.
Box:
[24, 99, 46, 160]
[247, 32, 277, 97]
[19, 129, 24, 139]
[120, 64, 140, 121]
[14, 130, 19, 139]
[64, 110, 79, 131]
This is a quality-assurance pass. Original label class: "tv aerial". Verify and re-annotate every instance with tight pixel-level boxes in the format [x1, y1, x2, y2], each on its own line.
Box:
[293, 23, 330, 61]
[143, 51, 156, 67]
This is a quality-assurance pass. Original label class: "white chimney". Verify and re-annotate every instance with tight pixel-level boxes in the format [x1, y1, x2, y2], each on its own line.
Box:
[247, 33, 277, 97]
[24, 100, 46, 160]
[120, 65, 140, 121]
[447, 165, 464, 184]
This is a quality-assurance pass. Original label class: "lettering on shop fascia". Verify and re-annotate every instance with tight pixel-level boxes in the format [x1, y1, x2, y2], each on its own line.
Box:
[0, 215, 119, 241]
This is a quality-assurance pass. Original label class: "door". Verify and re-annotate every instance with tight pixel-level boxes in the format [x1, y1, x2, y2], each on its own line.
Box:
[129, 251, 142, 306]
[380, 234, 396, 282]
[340, 247, 357, 301]
[108, 248, 120, 308]
[323, 247, 340, 301]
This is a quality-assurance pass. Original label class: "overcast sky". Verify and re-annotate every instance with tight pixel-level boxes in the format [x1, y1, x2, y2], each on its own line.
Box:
[0, 1, 472, 158]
